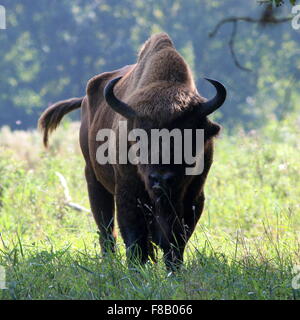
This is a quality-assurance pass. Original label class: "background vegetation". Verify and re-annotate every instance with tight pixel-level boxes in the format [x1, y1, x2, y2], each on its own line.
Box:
[0, 0, 299, 130]
[0, 0, 299, 300]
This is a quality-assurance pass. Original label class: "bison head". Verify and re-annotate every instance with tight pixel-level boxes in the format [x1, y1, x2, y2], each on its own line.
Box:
[104, 76, 226, 199]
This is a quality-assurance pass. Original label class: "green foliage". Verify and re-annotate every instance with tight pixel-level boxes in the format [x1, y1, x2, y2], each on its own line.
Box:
[0, 116, 299, 300]
[0, 1, 299, 130]
[273, 0, 297, 6]
[260, 0, 298, 6]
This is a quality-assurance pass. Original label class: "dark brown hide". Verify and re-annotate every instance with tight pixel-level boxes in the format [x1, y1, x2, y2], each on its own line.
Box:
[38, 33, 225, 270]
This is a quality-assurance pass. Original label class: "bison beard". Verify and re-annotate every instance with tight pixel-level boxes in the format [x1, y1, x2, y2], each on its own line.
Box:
[38, 33, 226, 271]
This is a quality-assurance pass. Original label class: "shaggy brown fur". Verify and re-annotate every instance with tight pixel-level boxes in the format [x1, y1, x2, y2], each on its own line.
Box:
[38, 33, 224, 270]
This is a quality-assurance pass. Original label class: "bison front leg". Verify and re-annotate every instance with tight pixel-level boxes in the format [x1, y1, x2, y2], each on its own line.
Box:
[160, 192, 206, 271]
[116, 182, 149, 268]
[156, 197, 204, 271]
[152, 202, 187, 271]
[162, 243, 185, 271]
[163, 225, 188, 272]
[183, 192, 205, 239]
[163, 193, 205, 270]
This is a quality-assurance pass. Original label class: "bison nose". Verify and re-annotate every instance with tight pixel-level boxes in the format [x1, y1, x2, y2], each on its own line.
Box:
[149, 172, 176, 190]
[149, 173, 163, 195]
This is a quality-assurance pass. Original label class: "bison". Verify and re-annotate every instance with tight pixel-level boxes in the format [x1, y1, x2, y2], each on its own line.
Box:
[38, 33, 226, 270]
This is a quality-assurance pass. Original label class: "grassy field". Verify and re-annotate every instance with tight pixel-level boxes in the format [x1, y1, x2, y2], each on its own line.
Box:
[0, 116, 299, 300]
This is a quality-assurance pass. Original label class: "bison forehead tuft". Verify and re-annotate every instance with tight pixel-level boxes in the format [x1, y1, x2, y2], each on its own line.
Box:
[126, 82, 204, 124]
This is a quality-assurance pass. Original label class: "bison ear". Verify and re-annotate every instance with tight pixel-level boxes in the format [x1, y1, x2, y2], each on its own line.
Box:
[205, 120, 221, 139]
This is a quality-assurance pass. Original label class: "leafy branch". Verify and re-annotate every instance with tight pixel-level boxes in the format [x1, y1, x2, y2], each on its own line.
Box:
[258, 0, 298, 6]
[209, 4, 293, 72]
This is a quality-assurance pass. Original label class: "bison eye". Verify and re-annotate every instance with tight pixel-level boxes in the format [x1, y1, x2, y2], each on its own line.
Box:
[162, 172, 175, 184]
[149, 172, 160, 183]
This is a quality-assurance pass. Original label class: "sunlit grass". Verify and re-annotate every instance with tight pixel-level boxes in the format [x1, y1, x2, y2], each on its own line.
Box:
[0, 116, 299, 300]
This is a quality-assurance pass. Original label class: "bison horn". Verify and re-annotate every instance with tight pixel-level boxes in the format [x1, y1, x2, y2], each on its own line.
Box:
[198, 78, 227, 117]
[104, 76, 137, 119]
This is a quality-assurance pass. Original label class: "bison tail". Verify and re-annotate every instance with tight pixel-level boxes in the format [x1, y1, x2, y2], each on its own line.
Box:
[38, 97, 83, 147]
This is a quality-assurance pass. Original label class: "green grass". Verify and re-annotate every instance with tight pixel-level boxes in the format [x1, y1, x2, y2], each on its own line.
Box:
[0, 117, 299, 300]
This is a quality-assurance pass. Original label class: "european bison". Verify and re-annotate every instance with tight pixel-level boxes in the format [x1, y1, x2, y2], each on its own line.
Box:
[39, 33, 226, 270]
